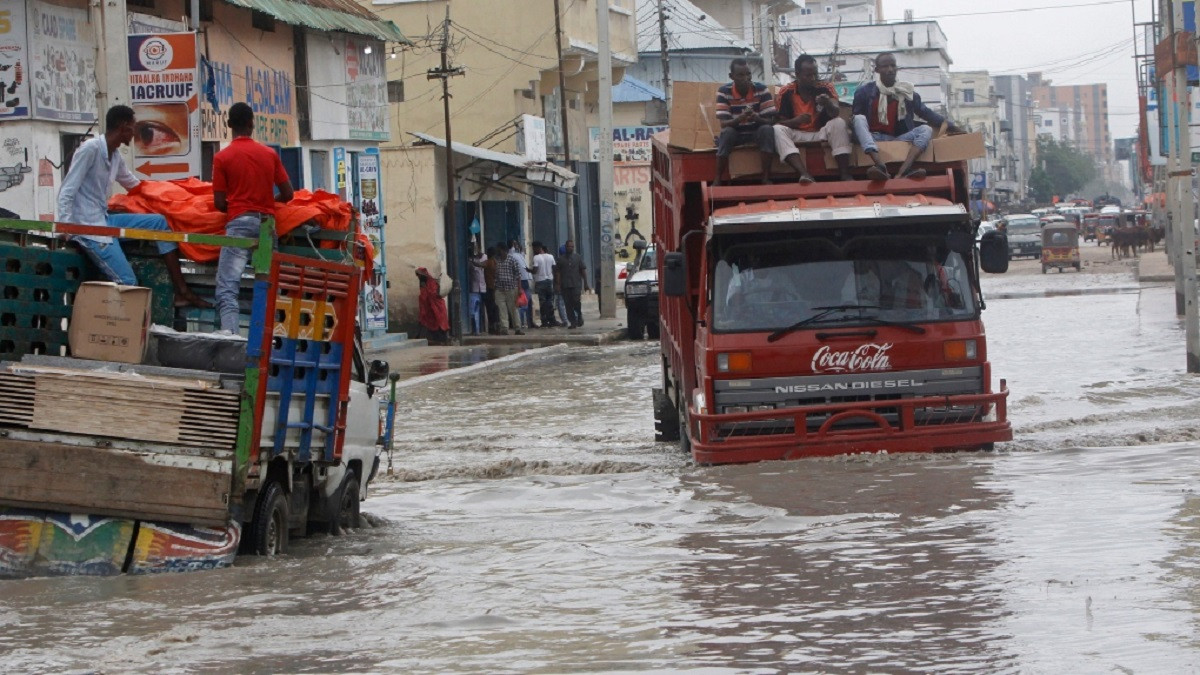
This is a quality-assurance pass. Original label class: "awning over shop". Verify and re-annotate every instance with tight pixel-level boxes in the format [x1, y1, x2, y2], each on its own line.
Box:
[222, 0, 409, 43]
[410, 132, 578, 190]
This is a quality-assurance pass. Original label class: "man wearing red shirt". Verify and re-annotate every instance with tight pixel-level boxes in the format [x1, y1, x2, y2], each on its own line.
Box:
[212, 102, 294, 332]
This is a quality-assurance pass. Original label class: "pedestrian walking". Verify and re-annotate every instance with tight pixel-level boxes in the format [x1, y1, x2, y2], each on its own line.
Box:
[494, 242, 523, 334]
[415, 267, 450, 345]
[555, 239, 588, 328]
[212, 102, 295, 332]
[57, 104, 210, 307]
[531, 241, 558, 327]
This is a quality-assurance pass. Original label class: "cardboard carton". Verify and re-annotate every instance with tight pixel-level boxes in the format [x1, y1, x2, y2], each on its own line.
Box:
[728, 147, 790, 178]
[932, 132, 986, 162]
[823, 140, 935, 170]
[668, 81, 723, 151]
[68, 282, 153, 364]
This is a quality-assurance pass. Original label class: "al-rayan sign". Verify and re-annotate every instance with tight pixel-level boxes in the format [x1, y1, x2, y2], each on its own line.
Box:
[128, 33, 200, 180]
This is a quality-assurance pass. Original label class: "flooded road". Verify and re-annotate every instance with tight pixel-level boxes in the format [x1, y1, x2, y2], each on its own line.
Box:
[4, 272, 1200, 672]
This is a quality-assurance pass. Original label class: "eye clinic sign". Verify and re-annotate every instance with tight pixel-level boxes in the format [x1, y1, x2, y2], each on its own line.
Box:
[127, 33, 199, 181]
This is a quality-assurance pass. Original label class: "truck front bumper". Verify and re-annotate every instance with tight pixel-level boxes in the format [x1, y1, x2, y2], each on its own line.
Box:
[685, 384, 1012, 464]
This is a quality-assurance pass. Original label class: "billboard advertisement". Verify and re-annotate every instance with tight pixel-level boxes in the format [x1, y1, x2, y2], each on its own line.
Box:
[29, 1, 96, 122]
[128, 32, 200, 180]
[0, 0, 29, 119]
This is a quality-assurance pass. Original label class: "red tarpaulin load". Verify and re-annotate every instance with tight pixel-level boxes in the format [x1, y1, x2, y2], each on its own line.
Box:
[109, 178, 353, 262]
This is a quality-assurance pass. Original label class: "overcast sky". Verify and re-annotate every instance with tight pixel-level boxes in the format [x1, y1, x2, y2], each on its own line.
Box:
[881, 0, 1143, 139]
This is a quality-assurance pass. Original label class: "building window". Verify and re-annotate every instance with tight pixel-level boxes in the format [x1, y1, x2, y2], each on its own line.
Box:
[1045, 119, 1053, 127]
[387, 80, 405, 103]
[825, 6, 833, 12]
[252, 10, 275, 32]
[60, 134, 88, 177]
[907, 31, 914, 46]
[962, 89, 975, 104]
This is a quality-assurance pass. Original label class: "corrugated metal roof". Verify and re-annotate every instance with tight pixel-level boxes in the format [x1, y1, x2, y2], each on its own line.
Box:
[635, 0, 751, 53]
[409, 132, 577, 189]
[613, 75, 665, 103]
[222, 0, 410, 43]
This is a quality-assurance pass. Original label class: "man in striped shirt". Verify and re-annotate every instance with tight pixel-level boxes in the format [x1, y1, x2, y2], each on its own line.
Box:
[714, 59, 777, 185]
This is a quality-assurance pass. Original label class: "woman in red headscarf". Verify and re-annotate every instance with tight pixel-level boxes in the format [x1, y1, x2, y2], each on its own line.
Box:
[416, 267, 450, 345]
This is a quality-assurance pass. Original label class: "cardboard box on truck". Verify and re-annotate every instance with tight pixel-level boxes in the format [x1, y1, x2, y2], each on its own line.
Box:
[668, 81, 722, 151]
[68, 282, 152, 364]
[932, 132, 986, 162]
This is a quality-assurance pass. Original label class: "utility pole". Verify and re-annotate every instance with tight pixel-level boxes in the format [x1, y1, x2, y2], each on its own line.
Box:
[656, 0, 671, 105]
[597, 0, 616, 318]
[553, 0, 580, 246]
[1164, 0, 1200, 371]
[429, 8, 466, 339]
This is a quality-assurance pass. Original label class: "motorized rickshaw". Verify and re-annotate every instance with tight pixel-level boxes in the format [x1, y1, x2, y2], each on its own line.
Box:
[1042, 222, 1081, 273]
[1082, 214, 1099, 242]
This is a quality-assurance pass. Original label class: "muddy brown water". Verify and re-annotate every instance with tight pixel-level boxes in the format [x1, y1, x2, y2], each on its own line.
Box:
[3, 274, 1200, 673]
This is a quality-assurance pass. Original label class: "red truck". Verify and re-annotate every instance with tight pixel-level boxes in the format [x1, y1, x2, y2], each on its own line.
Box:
[650, 137, 1012, 464]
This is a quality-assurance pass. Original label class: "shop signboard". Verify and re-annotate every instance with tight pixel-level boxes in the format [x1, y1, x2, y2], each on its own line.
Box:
[0, 0, 29, 119]
[29, 1, 96, 122]
[127, 32, 200, 180]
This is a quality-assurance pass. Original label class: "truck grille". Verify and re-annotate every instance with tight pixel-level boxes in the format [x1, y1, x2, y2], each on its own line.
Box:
[712, 368, 984, 439]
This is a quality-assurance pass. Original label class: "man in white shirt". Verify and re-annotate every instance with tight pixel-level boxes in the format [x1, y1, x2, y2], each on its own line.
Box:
[57, 105, 209, 307]
[531, 241, 559, 328]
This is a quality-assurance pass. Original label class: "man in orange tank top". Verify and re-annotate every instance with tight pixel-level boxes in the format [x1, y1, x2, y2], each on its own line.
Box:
[773, 55, 853, 183]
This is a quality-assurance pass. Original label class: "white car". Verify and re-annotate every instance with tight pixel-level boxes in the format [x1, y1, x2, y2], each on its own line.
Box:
[616, 260, 630, 295]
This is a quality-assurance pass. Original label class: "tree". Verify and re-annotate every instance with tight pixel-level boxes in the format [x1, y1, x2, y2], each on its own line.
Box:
[1029, 137, 1097, 203]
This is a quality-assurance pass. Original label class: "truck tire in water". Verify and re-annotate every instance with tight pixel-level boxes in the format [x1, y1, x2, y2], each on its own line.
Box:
[250, 481, 289, 556]
[653, 387, 680, 442]
[330, 471, 361, 535]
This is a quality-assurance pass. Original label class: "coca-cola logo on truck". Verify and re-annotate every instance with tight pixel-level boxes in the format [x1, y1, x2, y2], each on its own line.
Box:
[811, 343, 893, 374]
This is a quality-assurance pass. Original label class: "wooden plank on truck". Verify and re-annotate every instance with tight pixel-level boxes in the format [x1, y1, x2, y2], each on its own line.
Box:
[0, 438, 231, 527]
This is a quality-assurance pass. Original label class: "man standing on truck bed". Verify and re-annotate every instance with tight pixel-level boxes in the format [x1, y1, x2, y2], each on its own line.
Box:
[773, 54, 853, 184]
[57, 105, 211, 308]
[212, 102, 294, 333]
[852, 52, 963, 181]
[713, 58, 777, 186]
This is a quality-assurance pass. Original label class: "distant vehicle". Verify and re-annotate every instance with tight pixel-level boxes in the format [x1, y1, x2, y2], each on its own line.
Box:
[624, 243, 658, 339]
[616, 261, 629, 295]
[1003, 214, 1043, 259]
[1099, 205, 1122, 215]
[1042, 222, 1081, 273]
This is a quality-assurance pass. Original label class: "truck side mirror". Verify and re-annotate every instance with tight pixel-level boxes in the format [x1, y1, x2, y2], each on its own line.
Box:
[368, 359, 390, 383]
[663, 251, 687, 297]
[979, 231, 1009, 274]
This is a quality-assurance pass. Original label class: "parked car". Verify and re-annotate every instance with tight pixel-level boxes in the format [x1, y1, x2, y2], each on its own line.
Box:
[616, 260, 629, 296]
[624, 243, 658, 339]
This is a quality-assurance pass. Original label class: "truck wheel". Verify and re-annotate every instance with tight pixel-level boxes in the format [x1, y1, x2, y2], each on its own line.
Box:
[250, 480, 289, 556]
[653, 387, 680, 442]
[627, 314, 643, 340]
[677, 396, 693, 456]
[330, 471, 361, 535]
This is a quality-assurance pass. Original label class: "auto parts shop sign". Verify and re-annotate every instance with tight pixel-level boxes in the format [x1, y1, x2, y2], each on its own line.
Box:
[127, 33, 200, 180]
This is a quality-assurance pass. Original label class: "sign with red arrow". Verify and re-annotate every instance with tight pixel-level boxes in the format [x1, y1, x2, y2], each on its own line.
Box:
[128, 32, 200, 181]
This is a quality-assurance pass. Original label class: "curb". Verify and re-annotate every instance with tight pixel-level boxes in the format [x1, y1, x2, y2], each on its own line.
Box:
[461, 327, 627, 347]
[392, 343, 570, 389]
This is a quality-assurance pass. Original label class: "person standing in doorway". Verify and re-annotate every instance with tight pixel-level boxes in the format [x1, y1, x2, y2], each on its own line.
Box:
[531, 241, 558, 327]
[555, 239, 589, 328]
[57, 104, 210, 307]
[508, 239, 533, 329]
[494, 241, 523, 335]
[212, 102, 294, 333]
[467, 244, 488, 335]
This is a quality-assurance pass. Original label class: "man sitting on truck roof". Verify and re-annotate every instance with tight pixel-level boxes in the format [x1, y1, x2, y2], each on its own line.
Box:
[773, 54, 853, 184]
[713, 58, 777, 186]
[851, 52, 963, 181]
[57, 105, 211, 307]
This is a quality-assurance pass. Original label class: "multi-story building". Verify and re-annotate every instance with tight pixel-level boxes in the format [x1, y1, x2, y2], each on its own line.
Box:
[950, 72, 1006, 213]
[782, 0, 882, 27]
[369, 0, 638, 331]
[1028, 73, 1112, 173]
[1033, 106, 1082, 147]
[777, 20, 953, 113]
[991, 74, 1033, 202]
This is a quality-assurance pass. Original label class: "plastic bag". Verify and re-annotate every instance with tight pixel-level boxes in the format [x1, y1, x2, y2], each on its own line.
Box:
[517, 288, 529, 308]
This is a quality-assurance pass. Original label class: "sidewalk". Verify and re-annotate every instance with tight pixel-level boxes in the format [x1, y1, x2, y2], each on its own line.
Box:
[1137, 248, 1175, 283]
[367, 293, 633, 383]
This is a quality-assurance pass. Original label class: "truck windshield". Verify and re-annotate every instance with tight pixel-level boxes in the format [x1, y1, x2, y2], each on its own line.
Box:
[1005, 217, 1040, 235]
[712, 236, 977, 333]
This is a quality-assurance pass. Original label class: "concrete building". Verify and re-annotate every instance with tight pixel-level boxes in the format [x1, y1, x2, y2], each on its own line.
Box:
[991, 74, 1033, 201]
[782, 0, 882, 27]
[0, 0, 403, 329]
[370, 0, 637, 332]
[1028, 73, 1112, 170]
[1034, 106, 1082, 147]
[778, 20, 953, 114]
[950, 72, 1005, 213]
